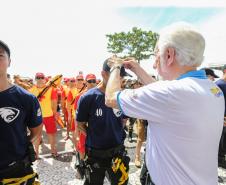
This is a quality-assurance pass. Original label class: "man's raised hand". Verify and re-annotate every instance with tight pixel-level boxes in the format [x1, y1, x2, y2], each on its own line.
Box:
[107, 55, 124, 68]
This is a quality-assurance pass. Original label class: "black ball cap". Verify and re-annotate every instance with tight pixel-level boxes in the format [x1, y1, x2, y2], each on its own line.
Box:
[102, 58, 132, 77]
[0, 40, 10, 57]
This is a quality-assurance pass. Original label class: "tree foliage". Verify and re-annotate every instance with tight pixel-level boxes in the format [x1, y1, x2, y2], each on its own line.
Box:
[106, 27, 159, 62]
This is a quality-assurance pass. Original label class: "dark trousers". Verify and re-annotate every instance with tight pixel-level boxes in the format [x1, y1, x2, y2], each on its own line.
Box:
[140, 150, 155, 185]
[140, 164, 155, 185]
[128, 118, 136, 139]
[83, 157, 129, 185]
[0, 161, 34, 185]
[84, 146, 130, 185]
[219, 127, 226, 168]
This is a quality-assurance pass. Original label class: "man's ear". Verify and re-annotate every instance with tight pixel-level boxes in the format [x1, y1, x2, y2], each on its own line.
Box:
[164, 47, 175, 67]
[8, 58, 11, 67]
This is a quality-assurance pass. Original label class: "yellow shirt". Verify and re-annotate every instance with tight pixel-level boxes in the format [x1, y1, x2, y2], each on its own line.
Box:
[67, 88, 80, 117]
[61, 85, 70, 107]
[30, 86, 57, 117]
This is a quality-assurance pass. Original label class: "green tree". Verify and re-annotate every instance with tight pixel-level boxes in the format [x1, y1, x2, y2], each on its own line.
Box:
[106, 27, 159, 63]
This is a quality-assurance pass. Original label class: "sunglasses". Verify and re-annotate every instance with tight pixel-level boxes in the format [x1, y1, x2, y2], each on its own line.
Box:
[87, 79, 96, 83]
[77, 79, 84, 81]
[36, 77, 44, 80]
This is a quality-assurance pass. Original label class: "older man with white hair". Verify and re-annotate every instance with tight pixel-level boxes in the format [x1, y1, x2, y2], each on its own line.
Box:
[105, 22, 224, 185]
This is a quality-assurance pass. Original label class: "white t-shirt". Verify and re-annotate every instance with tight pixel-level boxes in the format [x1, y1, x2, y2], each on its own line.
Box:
[118, 77, 224, 185]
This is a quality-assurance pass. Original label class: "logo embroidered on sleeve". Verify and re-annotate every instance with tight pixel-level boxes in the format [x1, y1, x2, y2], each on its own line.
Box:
[113, 108, 122, 117]
[210, 87, 223, 97]
[0, 107, 20, 123]
[37, 108, 42, 117]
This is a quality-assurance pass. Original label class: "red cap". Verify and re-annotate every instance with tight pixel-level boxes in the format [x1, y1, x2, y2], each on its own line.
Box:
[63, 77, 69, 82]
[86, 74, 96, 81]
[35, 72, 45, 78]
[76, 74, 84, 80]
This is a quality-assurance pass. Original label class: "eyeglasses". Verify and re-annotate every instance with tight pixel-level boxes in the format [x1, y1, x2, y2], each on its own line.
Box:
[87, 79, 96, 83]
[36, 77, 44, 80]
[77, 79, 84, 81]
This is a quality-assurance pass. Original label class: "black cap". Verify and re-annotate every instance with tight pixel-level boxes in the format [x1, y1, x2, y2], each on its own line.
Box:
[0, 40, 10, 57]
[102, 58, 132, 77]
[202, 68, 219, 78]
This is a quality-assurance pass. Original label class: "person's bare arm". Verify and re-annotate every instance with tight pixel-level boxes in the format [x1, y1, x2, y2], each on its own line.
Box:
[105, 56, 156, 109]
[77, 121, 87, 136]
[29, 124, 43, 143]
[105, 57, 123, 109]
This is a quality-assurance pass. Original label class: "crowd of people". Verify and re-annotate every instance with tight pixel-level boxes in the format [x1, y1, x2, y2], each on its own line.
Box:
[1, 21, 226, 185]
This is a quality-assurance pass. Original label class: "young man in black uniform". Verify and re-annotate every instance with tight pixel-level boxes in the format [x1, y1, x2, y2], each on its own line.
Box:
[0, 40, 43, 184]
[76, 59, 130, 185]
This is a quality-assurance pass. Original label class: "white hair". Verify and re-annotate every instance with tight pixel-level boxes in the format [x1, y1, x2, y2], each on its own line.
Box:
[158, 22, 205, 67]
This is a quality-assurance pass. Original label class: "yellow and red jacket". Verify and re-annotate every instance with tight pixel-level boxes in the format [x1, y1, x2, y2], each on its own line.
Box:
[29, 86, 57, 117]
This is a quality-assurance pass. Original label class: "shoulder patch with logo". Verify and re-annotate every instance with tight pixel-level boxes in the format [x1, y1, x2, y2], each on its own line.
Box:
[210, 87, 223, 97]
[113, 108, 122, 117]
[37, 108, 42, 117]
[0, 107, 20, 123]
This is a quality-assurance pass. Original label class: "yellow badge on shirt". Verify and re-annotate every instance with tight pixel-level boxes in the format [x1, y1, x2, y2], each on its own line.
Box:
[210, 87, 223, 97]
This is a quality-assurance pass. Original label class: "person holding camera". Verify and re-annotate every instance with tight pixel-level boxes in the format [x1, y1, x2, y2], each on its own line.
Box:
[0, 40, 43, 184]
[105, 23, 224, 185]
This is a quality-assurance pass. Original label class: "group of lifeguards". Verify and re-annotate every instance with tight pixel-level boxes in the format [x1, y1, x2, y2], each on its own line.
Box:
[28, 72, 98, 159]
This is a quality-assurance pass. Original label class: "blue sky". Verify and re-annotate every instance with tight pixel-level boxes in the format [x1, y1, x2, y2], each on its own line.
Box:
[119, 7, 224, 31]
[115, 6, 226, 76]
[1, 0, 226, 78]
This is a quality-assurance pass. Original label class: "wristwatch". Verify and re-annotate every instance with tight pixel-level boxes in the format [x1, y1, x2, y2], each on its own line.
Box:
[110, 65, 121, 73]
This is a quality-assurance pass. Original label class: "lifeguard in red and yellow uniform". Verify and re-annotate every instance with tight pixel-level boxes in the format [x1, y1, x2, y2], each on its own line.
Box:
[74, 73, 97, 159]
[67, 75, 85, 149]
[29, 72, 58, 158]
[61, 77, 70, 140]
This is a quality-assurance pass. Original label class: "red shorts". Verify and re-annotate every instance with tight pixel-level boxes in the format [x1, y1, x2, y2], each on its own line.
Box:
[70, 119, 75, 131]
[43, 116, 57, 134]
[77, 133, 86, 154]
